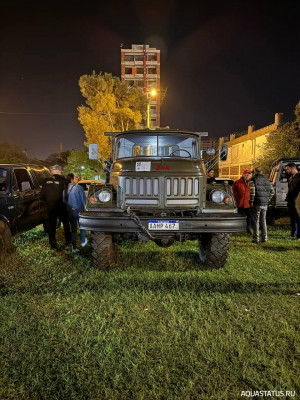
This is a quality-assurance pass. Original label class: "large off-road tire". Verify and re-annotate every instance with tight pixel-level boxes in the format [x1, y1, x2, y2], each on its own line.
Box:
[0, 220, 12, 262]
[91, 232, 117, 269]
[198, 233, 230, 269]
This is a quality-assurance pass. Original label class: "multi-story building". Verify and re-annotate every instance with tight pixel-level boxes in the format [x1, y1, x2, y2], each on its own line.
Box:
[218, 113, 284, 180]
[121, 44, 161, 128]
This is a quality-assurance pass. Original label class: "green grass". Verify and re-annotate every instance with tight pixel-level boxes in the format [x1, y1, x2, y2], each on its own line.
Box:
[0, 220, 299, 399]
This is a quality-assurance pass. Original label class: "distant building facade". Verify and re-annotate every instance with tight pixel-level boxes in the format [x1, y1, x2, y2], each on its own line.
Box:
[121, 44, 161, 128]
[218, 113, 284, 180]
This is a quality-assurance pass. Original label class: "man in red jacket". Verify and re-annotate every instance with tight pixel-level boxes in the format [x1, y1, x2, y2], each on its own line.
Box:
[232, 170, 252, 233]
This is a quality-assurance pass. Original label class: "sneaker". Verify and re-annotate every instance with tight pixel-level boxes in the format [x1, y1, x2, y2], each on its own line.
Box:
[251, 240, 259, 244]
[81, 238, 88, 247]
[72, 247, 80, 253]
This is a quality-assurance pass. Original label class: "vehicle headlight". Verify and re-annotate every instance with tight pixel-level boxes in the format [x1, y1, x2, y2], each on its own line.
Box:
[211, 190, 225, 203]
[98, 190, 111, 203]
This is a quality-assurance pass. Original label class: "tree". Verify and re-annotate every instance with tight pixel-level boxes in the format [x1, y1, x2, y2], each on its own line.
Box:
[63, 149, 102, 180]
[256, 102, 300, 173]
[78, 72, 147, 160]
[0, 142, 29, 163]
[44, 151, 71, 168]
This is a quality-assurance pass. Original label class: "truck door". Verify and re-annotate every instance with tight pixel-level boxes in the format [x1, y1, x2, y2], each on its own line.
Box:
[12, 167, 41, 232]
[30, 167, 52, 221]
[0, 167, 15, 226]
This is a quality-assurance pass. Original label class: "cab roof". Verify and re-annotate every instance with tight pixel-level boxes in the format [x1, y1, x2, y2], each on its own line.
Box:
[105, 129, 208, 137]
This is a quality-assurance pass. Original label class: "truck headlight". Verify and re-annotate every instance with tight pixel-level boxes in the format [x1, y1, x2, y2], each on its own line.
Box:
[98, 190, 111, 203]
[211, 190, 225, 203]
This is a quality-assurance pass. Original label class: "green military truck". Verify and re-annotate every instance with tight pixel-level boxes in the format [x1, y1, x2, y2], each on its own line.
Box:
[79, 129, 246, 269]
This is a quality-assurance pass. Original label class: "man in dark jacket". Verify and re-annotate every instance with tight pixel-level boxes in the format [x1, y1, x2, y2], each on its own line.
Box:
[206, 170, 216, 184]
[285, 162, 300, 239]
[250, 167, 275, 244]
[232, 170, 252, 233]
[41, 165, 71, 249]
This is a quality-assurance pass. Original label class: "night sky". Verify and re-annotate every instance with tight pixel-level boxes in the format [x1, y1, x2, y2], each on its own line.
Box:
[0, 0, 299, 160]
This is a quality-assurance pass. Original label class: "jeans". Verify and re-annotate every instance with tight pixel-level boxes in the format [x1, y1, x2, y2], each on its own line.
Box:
[251, 205, 268, 242]
[287, 202, 300, 238]
[69, 209, 86, 248]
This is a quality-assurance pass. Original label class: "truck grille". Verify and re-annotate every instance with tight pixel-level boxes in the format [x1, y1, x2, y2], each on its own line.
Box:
[124, 177, 160, 196]
[121, 176, 200, 207]
[165, 177, 199, 196]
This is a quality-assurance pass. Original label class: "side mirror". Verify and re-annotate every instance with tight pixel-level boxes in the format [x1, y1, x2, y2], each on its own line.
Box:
[220, 144, 228, 161]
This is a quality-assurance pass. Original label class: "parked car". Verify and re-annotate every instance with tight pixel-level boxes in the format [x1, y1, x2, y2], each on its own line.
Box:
[267, 158, 300, 224]
[0, 164, 52, 261]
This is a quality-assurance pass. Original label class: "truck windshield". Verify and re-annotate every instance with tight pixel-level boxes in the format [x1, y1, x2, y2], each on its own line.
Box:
[0, 168, 8, 193]
[115, 134, 199, 159]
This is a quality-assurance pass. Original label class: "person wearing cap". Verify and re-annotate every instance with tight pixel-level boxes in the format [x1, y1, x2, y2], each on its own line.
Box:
[249, 167, 275, 244]
[232, 170, 252, 234]
[41, 165, 71, 250]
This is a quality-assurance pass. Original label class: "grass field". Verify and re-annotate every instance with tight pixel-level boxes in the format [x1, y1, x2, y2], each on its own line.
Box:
[0, 220, 299, 400]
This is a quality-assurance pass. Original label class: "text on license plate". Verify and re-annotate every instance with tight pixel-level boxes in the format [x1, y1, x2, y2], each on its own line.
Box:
[148, 220, 179, 230]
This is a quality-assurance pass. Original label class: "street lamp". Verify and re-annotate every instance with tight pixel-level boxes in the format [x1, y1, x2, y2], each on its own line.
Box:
[147, 89, 157, 129]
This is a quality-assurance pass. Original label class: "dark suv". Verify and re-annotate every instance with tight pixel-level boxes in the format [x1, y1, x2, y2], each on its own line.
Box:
[79, 129, 246, 269]
[0, 164, 51, 261]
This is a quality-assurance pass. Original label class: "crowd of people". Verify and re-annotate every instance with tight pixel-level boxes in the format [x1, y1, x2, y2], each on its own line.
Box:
[207, 163, 300, 243]
[41, 165, 88, 253]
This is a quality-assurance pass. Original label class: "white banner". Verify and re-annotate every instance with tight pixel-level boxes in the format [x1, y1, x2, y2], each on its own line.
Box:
[89, 144, 98, 160]
[136, 161, 151, 172]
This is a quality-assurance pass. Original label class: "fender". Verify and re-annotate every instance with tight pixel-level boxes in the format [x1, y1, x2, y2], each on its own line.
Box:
[0, 214, 11, 227]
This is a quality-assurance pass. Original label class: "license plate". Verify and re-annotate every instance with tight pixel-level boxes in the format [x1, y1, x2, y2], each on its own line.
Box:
[148, 220, 179, 230]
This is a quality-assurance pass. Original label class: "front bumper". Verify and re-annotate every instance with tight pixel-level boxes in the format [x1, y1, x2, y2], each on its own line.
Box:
[79, 211, 246, 233]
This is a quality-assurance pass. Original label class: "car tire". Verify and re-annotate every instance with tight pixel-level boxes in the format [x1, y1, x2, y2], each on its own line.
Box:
[91, 232, 117, 269]
[0, 220, 12, 262]
[198, 233, 230, 269]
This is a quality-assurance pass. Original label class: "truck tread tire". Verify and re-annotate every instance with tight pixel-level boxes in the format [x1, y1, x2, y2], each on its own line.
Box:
[0, 220, 12, 262]
[199, 233, 230, 269]
[91, 232, 117, 269]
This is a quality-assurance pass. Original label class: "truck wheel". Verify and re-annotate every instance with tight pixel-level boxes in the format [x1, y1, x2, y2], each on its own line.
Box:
[0, 220, 12, 262]
[91, 232, 117, 269]
[198, 233, 230, 269]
